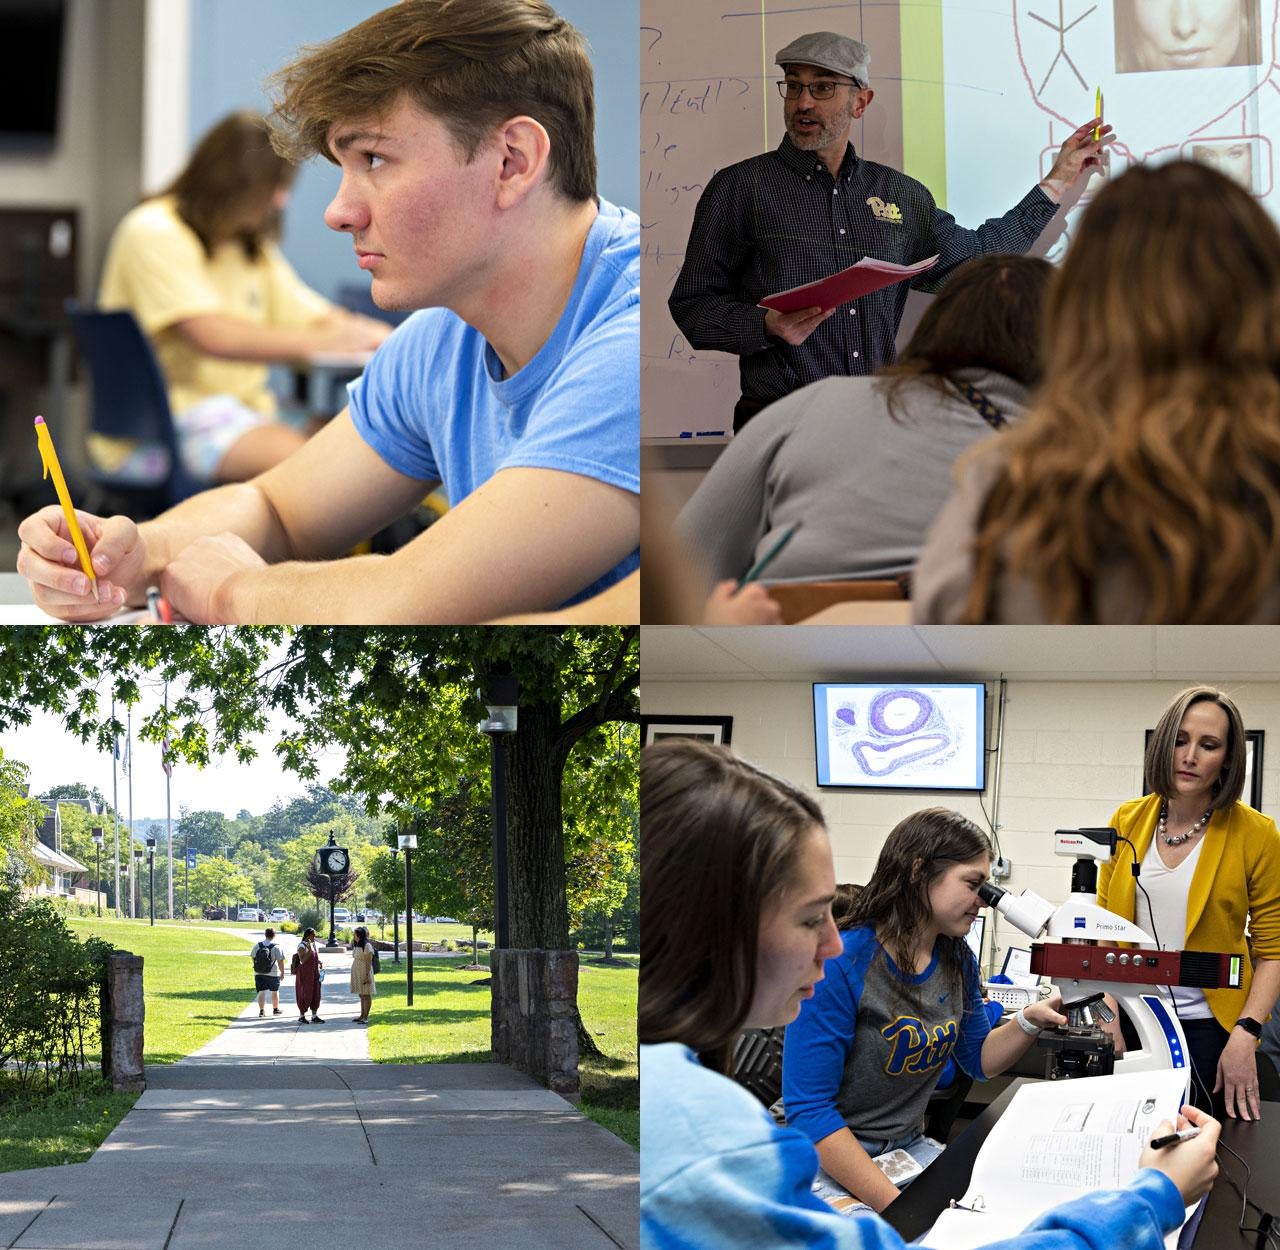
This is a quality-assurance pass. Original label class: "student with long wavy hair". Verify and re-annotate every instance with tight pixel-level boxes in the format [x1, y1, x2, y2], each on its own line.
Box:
[640, 739, 1220, 1250]
[676, 255, 1051, 588]
[912, 160, 1280, 624]
[781, 809, 1065, 1211]
[96, 111, 388, 487]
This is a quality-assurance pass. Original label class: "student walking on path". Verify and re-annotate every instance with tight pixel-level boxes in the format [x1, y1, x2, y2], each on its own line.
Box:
[252, 927, 285, 1017]
[293, 926, 324, 1023]
[350, 925, 377, 1024]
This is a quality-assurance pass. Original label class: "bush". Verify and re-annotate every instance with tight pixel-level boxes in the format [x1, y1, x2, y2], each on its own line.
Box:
[297, 907, 322, 932]
[0, 881, 114, 1090]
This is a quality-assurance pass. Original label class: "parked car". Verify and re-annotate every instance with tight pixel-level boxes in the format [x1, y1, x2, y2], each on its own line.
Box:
[436, 916, 459, 924]
[238, 906, 265, 922]
[269, 908, 290, 923]
[333, 907, 352, 924]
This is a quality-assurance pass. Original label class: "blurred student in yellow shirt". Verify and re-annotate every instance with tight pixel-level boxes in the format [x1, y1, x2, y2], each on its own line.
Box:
[95, 110, 389, 486]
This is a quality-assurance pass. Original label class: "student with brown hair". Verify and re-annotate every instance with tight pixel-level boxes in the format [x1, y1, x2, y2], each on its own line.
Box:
[17, 0, 638, 624]
[676, 255, 1051, 588]
[95, 111, 388, 487]
[914, 160, 1280, 623]
[640, 739, 1220, 1249]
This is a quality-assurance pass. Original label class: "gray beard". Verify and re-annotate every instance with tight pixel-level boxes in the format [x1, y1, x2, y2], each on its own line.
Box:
[786, 115, 847, 151]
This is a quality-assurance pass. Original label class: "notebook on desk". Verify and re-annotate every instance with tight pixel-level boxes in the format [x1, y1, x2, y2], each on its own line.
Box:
[919, 1068, 1198, 1250]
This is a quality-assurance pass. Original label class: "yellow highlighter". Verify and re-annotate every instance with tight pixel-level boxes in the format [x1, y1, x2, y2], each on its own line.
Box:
[1094, 87, 1102, 142]
[33, 415, 97, 593]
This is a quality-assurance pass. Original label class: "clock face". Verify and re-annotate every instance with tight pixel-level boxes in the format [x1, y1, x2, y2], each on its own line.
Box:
[329, 850, 348, 872]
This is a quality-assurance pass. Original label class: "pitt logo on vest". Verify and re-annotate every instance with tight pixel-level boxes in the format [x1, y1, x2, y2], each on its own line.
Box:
[866, 196, 904, 224]
[881, 1016, 958, 1075]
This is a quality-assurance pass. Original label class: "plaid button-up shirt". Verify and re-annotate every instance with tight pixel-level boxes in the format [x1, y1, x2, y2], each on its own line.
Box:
[669, 135, 1058, 407]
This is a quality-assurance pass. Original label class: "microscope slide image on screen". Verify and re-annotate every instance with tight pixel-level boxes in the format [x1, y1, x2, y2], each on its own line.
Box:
[813, 682, 985, 791]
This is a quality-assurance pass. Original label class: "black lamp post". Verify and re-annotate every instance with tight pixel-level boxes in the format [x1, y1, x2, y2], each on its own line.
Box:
[477, 673, 519, 950]
[316, 833, 350, 948]
[398, 826, 417, 1004]
[146, 836, 156, 926]
[390, 845, 401, 965]
[91, 826, 103, 917]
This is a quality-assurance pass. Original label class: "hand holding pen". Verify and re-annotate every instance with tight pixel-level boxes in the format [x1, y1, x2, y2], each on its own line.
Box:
[1138, 1105, 1220, 1206]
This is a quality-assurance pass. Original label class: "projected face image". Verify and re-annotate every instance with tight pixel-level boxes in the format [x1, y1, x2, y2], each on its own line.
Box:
[1117, 0, 1257, 72]
[1191, 140, 1255, 190]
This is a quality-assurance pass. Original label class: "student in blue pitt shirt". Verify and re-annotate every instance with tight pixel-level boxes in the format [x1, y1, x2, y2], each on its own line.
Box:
[639, 738, 1220, 1250]
[16, 0, 637, 624]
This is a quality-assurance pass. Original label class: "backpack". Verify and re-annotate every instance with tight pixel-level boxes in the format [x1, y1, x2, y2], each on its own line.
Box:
[371, 948, 381, 974]
[252, 942, 276, 974]
[289, 950, 301, 976]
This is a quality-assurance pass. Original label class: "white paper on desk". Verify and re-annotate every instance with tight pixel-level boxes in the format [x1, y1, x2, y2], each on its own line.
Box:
[918, 1068, 1192, 1249]
[0, 606, 154, 625]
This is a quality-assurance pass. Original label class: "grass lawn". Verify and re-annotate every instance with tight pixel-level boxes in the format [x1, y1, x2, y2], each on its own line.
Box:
[65, 917, 261, 1064]
[366, 951, 638, 1149]
[1, 918, 256, 1174]
[0, 1075, 139, 1173]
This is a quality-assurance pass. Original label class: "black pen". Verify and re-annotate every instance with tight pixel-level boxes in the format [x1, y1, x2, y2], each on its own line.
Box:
[1149, 1127, 1200, 1149]
[737, 522, 801, 589]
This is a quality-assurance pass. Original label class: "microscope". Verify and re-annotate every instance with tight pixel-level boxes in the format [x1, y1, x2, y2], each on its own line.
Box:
[978, 827, 1243, 1081]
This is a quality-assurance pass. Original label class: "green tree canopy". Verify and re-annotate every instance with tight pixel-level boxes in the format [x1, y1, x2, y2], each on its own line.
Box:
[0, 628, 638, 950]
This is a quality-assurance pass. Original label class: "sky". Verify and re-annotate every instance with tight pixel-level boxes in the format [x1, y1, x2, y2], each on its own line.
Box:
[0, 673, 348, 825]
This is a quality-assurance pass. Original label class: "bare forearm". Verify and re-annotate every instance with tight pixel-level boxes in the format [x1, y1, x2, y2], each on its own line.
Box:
[135, 484, 288, 598]
[1242, 960, 1280, 1021]
[814, 1128, 901, 1212]
[980, 1018, 1039, 1076]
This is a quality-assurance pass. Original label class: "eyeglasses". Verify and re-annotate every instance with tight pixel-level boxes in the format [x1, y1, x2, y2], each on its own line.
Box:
[777, 80, 861, 101]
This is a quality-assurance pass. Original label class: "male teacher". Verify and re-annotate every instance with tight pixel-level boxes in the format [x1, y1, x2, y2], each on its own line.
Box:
[668, 31, 1109, 430]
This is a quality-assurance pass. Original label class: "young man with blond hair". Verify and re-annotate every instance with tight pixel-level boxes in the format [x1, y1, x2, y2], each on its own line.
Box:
[17, 0, 638, 623]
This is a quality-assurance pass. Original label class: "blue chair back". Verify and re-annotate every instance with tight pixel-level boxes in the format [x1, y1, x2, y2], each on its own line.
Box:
[65, 303, 202, 507]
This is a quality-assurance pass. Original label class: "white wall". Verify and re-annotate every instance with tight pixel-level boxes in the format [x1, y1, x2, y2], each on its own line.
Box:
[642, 677, 1280, 974]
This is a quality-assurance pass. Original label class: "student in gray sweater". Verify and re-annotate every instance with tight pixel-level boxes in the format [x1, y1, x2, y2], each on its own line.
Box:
[675, 255, 1050, 589]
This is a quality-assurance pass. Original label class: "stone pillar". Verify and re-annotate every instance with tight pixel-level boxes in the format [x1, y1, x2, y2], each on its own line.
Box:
[490, 949, 579, 1100]
[100, 952, 145, 1092]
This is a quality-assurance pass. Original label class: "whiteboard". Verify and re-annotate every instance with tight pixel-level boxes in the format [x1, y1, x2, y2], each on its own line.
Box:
[641, 0, 907, 439]
[641, 0, 1280, 440]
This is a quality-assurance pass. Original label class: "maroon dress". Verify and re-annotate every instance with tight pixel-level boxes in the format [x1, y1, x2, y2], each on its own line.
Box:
[295, 942, 322, 1016]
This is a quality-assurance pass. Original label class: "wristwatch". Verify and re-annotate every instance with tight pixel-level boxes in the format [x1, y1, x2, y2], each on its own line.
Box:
[1234, 1016, 1263, 1038]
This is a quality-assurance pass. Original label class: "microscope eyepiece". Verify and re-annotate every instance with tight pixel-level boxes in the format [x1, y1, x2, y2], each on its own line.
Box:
[977, 880, 1005, 908]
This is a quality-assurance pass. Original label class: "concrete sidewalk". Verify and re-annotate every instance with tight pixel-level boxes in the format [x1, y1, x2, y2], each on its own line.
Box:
[0, 943, 637, 1249]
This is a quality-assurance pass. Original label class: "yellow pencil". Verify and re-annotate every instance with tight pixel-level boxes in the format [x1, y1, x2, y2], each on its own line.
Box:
[33, 415, 96, 591]
[1094, 87, 1102, 142]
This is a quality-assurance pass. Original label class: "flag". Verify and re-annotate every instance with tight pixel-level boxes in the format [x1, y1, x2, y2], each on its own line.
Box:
[121, 736, 130, 775]
[161, 738, 173, 778]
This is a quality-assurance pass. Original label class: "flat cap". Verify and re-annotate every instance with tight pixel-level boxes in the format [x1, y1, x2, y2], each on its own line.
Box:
[774, 32, 871, 87]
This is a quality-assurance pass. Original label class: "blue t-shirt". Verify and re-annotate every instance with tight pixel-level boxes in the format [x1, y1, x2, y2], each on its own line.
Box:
[783, 925, 990, 1145]
[348, 198, 639, 604]
[641, 1041, 1183, 1250]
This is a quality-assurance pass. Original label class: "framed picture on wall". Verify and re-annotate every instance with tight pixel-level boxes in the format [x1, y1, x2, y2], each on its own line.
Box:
[1143, 728, 1264, 809]
[641, 715, 733, 747]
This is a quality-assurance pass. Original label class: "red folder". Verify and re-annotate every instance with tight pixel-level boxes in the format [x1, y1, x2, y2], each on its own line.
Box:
[758, 254, 939, 314]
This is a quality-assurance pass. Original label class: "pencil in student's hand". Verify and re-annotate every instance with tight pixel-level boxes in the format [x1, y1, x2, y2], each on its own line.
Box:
[738, 522, 801, 588]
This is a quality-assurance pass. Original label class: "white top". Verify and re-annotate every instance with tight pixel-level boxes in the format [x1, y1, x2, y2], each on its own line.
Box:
[1134, 836, 1213, 1019]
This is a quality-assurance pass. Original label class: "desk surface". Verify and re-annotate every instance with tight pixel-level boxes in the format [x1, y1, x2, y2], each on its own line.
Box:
[884, 1082, 1280, 1247]
[799, 600, 913, 624]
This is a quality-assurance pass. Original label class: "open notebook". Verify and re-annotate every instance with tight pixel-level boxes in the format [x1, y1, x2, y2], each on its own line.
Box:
[921, 1068, 1201, 1250]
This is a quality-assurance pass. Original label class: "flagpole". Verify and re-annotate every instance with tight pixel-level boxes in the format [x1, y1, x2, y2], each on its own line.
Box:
[111, 697, 121, 918]
[165, 683, 173, 919]
[127, 706, 135, 919]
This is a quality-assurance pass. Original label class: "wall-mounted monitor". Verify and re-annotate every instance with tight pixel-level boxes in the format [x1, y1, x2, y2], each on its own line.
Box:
[0, 0, 66, 142]
[813, 682, 986, 791]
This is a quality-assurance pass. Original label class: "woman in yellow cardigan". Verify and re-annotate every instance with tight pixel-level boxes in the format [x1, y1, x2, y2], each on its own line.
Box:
[1098, 686, 1280, 1120]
